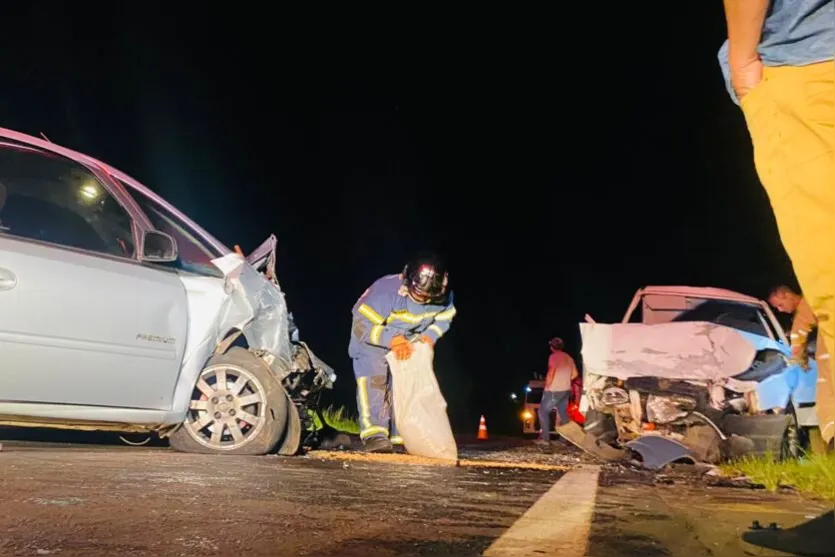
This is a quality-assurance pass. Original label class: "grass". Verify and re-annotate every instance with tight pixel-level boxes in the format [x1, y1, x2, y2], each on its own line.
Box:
[721, 452, 835, 504]
[308, 406, 361, 435]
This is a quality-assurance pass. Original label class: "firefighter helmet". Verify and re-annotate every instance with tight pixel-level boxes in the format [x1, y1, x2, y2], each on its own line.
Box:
[403, 252, 449, 304]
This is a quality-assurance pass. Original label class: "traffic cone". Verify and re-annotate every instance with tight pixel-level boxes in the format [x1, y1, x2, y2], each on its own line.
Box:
[477, 415, 488, 441]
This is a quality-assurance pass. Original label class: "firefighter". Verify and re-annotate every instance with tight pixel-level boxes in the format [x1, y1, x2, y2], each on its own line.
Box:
[348, 252, 457, 453]
[768, 285, 834, 451]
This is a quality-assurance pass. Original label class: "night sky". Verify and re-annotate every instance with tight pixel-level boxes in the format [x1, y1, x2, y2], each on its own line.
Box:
[1, 5, 799, 433]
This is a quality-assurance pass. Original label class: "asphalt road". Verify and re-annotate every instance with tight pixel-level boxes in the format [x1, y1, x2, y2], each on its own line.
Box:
[0, 436, 832, 557]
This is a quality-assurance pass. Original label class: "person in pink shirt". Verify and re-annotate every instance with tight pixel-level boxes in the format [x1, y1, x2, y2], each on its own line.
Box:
[536, 337, 579, 445]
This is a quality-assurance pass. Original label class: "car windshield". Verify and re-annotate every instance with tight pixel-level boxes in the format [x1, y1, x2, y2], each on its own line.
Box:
[671, 299, 772, 338]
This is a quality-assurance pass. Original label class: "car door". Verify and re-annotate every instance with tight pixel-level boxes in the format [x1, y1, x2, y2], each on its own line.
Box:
[0, 141, 188, 411]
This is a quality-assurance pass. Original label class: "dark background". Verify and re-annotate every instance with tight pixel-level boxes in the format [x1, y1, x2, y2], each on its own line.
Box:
[0, 5, 798, 434]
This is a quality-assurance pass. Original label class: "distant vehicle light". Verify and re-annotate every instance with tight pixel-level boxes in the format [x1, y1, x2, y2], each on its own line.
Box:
[525, 386, 532, 393]
[510, 393, 517, 400]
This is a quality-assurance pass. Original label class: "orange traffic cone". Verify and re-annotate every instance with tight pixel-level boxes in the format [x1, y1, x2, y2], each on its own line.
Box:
[477, 415, 488, 441]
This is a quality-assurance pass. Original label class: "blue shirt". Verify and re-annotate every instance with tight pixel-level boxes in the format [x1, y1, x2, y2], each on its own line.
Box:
[718, 0, 834, 104]
[348, 274, 456, 358]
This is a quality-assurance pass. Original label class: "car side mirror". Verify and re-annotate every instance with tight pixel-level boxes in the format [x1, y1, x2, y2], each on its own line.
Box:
[140, 230, 178, 263]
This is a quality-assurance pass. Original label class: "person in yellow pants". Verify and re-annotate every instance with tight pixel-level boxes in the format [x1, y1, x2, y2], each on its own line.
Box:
[719, 0, 835, 453]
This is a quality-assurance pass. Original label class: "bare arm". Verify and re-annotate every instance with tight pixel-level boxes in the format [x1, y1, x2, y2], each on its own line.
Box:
[723, 0, 769, 63]
[723, 0, 770, 98]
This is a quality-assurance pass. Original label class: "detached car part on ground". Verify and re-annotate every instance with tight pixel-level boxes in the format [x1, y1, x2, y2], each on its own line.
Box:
[0, 128, 334, 455]
[574, 286, 821, 466]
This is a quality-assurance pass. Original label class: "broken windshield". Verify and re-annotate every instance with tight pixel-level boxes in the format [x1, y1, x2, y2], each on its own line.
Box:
[671, 299, 771, 338]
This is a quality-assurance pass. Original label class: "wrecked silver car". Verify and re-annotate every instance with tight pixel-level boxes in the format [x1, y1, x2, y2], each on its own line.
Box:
[577, 286, 820, 464]
[0, 127, 334, 455]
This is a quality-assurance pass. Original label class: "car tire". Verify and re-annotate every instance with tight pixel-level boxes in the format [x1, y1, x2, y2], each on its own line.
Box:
[276, 396, 303, 456]
[169, 347, 288, 455]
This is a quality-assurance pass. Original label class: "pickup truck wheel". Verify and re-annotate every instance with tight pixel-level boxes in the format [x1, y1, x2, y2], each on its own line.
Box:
[169, 347, 288, 455]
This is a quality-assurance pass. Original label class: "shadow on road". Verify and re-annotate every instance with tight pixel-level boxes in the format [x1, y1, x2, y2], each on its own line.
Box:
[0, 426, 168, 447]
[742, 510, 835, 556]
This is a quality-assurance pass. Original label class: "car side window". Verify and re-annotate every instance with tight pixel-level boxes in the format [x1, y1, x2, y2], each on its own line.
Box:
[0, 143, 135, 257]
[128, 188, 224, 277]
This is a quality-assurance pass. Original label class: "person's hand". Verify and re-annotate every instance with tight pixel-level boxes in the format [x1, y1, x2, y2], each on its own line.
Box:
[729, 54, 764, 101]
[788, 354, 811, 371]
[419, 335, 434, 348]
[390, 335, 413, 361]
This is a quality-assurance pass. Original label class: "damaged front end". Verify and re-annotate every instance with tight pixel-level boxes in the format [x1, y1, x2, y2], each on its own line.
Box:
[178, 234, 335, 448]
[577, 320, 803, 465]
[239, 234, 335, 404]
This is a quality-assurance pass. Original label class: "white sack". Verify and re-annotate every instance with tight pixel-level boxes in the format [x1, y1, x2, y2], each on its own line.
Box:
[387, 342, 458, 461]
[580, 321, 758, 382]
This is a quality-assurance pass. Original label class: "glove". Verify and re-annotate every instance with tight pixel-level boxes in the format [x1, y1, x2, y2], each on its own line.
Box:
[390, 335, 413, 361]
[419, 335, 435, 347]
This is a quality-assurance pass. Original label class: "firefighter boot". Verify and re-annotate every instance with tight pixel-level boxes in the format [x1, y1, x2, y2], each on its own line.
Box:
[363, 436, 394, 454]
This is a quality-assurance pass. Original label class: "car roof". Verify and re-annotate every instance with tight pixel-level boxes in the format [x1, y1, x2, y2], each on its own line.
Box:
[638, 285, 762, 306]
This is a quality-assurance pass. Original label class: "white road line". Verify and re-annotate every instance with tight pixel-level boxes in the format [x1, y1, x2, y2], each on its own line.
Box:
[483, 466, 601, 557]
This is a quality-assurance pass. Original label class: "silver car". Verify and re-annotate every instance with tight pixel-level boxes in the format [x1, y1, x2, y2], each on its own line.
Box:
[0, 127, 335, 455]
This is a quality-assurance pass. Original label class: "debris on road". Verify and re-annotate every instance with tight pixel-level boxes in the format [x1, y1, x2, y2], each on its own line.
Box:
[309, 450, 570, 472]
[625, 436, 696, 470]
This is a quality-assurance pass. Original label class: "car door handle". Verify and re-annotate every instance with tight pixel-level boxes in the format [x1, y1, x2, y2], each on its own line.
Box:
[0, 267, 17, 291]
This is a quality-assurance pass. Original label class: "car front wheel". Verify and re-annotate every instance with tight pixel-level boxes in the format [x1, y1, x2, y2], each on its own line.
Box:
[169, 347, 288, 455]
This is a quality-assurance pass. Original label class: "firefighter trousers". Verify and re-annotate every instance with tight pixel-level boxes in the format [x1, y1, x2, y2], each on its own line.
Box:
[740, 62, 835, 445]
[353, 352, 402, 444]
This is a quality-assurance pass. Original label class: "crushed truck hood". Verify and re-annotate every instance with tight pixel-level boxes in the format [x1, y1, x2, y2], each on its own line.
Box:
[579, 321, 759, 382]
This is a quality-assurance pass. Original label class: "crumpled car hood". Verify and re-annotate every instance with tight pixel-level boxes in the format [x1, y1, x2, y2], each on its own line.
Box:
[579, 321, 759, 382]
[210, 249, 293, 364]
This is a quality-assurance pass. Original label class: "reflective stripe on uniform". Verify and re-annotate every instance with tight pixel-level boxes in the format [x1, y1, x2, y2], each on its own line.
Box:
[370, 324, 384, 344]
[436, 307, 457, 321]
[360, 425, 389, 440]
[357, 377, 373, 430]
[358, 304, 385, 324]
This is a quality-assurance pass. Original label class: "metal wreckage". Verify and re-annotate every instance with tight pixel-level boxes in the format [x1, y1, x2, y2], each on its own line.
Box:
[561, 286, 821, 469]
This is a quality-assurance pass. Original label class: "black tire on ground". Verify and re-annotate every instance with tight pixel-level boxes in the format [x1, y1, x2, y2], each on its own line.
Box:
[276, 397, 303, 456]
[169, 347, 289, 455]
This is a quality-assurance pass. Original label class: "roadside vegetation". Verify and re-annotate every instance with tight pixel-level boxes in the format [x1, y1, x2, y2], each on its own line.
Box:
[308, 406, 361, 435]
[721, 453, 835, 504]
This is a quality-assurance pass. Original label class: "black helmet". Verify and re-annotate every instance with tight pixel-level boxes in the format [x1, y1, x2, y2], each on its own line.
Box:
[403, 251, 449, 304]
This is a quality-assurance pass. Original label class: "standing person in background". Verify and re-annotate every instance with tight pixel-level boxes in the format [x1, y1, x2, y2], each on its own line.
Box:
[536, 337, 578, 445]
[718, 0, 835, 453]
[768, 285, 834, 451]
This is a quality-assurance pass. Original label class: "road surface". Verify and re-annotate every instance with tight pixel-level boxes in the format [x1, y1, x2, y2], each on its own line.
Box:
[0, 436, 831, 556]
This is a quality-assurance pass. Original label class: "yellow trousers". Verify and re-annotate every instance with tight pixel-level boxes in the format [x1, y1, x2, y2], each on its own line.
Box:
[741, 62, 835, 445]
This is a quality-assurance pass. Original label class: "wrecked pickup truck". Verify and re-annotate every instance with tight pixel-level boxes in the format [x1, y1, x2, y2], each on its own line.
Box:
[576, 286, 820, 465]
[0, 127, 334, 455]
